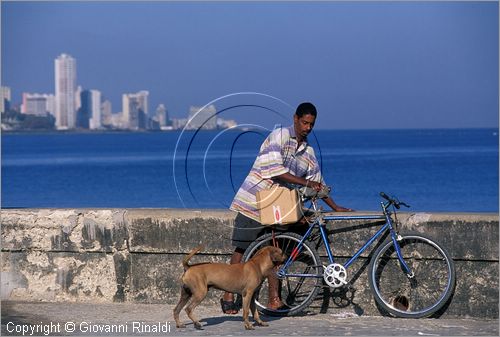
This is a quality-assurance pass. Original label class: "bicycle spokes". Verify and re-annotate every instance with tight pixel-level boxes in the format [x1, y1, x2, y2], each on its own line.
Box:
[369, 234, 455, 318]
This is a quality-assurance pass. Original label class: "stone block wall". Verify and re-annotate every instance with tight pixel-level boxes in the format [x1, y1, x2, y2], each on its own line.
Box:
[1, 209, 498, 318]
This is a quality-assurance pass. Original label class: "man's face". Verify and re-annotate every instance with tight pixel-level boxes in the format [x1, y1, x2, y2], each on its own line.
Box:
[294, 113, 316, 140]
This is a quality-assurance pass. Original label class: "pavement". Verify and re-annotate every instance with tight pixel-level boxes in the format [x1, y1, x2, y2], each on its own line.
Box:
[1, 301, 498, 336]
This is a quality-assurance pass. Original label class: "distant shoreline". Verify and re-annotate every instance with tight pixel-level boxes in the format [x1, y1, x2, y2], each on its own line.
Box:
[0, 127, 259, 135]
[2, 126, 498, 136]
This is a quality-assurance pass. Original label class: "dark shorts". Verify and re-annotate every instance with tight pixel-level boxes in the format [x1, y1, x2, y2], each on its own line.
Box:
[231, 213, 268, 250]
[231, 212, 308, 251]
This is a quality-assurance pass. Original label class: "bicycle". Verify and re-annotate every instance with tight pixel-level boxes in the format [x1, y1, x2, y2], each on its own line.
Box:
[242, 189, 456, 318]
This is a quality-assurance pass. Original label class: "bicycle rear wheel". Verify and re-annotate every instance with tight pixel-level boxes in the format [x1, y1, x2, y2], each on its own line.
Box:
[368, 232, 456, 318]
[243, 231, 322, 316]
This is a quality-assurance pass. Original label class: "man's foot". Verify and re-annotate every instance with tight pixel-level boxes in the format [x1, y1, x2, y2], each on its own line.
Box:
[267, 297, 286, 310]
[220, 298, 238, 314]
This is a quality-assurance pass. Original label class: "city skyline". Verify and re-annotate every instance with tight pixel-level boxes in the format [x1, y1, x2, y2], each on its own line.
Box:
[2, 51, 239, 131]
[2, 1, 498, 130]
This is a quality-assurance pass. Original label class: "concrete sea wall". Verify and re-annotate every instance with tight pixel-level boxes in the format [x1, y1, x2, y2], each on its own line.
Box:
[1, 209, 498, 318]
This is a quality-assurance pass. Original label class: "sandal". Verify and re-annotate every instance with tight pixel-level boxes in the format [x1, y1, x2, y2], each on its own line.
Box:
[267, 297, 287, 310]
[220, 298, 238, 314]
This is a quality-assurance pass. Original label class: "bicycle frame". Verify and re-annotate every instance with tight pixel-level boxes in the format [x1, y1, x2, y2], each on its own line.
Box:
[280, 200, 413, 279]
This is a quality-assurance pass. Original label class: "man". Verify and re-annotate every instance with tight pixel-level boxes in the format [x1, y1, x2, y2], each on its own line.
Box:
[221, 102, 352, 314]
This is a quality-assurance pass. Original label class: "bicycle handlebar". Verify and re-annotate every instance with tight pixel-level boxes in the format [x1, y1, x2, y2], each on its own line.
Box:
[300, 188, 410, 210]
[380, 192, 410, 209]
[299, 185, 331, 200]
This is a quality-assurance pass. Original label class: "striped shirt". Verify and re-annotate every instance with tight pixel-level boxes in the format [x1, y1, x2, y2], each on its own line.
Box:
[230, 126, 325, 221]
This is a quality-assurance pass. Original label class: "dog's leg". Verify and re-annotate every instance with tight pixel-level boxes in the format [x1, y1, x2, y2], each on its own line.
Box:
[173, 286, 191, 328]
[184, 288, 207, 329]
[251, 295, 268, 327]
[241, 290, 255, 330]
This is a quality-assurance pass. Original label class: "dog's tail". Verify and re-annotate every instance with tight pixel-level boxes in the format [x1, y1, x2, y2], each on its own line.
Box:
[182, 245, 204, 270]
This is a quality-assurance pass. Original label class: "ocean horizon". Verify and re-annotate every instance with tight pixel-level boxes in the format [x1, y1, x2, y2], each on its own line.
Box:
[2, 127, 498, 213]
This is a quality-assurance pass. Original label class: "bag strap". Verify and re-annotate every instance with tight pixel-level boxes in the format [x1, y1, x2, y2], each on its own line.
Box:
[272, 228, 278, 248]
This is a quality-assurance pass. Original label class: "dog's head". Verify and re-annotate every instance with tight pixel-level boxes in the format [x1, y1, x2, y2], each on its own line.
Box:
[255, 246, 286, 265]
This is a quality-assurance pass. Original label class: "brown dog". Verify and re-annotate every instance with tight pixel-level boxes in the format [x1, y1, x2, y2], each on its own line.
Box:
[173, 245, 286, 330]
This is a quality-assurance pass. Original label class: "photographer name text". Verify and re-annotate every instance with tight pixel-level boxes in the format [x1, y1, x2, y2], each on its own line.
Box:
[6, 321, 172, 335]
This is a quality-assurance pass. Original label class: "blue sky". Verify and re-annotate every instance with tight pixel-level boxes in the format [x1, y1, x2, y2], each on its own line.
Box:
[2, 1, 498, 129]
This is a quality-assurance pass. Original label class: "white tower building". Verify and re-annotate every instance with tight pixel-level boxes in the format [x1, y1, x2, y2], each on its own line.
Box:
[89, 90, 102, 130]
[55, 53, 77, 129]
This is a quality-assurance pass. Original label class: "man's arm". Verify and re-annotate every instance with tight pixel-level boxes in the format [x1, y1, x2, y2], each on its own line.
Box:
[274, 172, 323, 191]
[275, 172, 353, 212]
[323, 196, 353, 212]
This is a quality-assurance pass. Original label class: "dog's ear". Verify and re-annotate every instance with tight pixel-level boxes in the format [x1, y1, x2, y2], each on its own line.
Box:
[270, 247, 285, 263]
[253, 247, 267, 257]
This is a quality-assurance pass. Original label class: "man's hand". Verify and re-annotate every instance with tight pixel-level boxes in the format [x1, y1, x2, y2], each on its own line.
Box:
[298, 215, 315, 225]
[306, 180, 322, 191]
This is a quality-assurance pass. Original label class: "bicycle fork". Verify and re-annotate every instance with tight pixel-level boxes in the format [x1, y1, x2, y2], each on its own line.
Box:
[392, 232, 415, 278]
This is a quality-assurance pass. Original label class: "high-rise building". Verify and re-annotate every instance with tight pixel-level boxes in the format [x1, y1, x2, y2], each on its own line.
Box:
[138, 91, 149, 120]
[22, 93, 47, 116]
[122, 90, 149, 130]
[45, 94, 55, 116]
[55, 53, 77, 129]
[155, 104, 167, 127]
[75, 85, 83, 112]
[88, 90, 102, 130]
[78, 89, 102, 129]
[1, 86, 11, 113]
[77, 91, 90, 128]
[21, 93, 55, 116]
[101, 99, 113, 127]
[187, 105, 217, 130]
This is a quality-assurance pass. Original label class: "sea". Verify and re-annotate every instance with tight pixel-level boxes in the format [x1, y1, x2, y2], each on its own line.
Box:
[1, 128, 498, 213]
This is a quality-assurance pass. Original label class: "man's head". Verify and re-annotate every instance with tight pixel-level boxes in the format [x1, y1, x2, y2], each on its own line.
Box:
[294, 102, 317, 141]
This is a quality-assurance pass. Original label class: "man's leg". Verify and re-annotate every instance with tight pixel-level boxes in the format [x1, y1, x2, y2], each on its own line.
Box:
[225, 212, 271, 312]
[267, 270, 284, 309]
[266, 221, 310, 310]
[222, 248, 244, 314]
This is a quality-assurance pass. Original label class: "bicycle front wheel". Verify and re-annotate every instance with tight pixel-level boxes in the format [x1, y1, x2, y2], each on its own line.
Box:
[243, 231, 322, 316]
[368, 232, 456, 318]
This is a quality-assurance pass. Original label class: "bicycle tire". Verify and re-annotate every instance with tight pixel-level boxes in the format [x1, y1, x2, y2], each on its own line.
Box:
[243, 231, 322, 316]
[368, 232, 456, 318]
